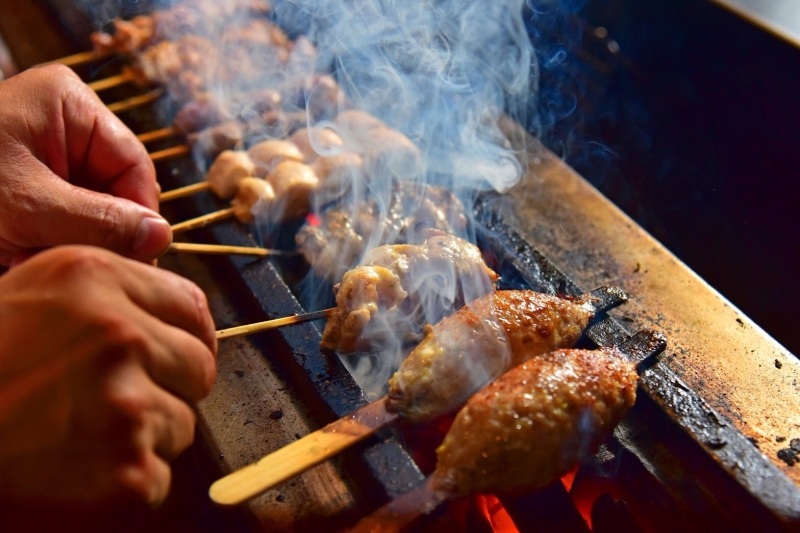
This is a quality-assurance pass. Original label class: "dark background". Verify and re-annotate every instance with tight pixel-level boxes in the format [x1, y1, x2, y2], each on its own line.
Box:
[527, 0, 800, 356]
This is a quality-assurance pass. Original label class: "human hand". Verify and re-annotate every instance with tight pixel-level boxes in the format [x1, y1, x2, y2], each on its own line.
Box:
[0, 65, 169, 267]
[0, 246, 216, 523]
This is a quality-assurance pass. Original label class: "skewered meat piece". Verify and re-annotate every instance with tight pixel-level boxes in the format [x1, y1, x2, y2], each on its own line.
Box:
[266, 160, 320, 220]
[187, 121, 245, 160]
[91, 16, 156, 55]
[227, 166, 315, 225]
[91, 1, 273, 56]
[296, 181, 468, 280]
[178, 90, 281, 159]
[219, 19, 291, 82]
[206, 150, 257, 198]
[173, 93, 232, 134]
[434, 347, 637, 496]
[290, 127, 344, 163]
[331, 110, 422, 178]
[231, 178, 275, 224]
[125, 35, 219, 101]
[295, 211, 367, 282]
[291, 127, 364, 183]
[247, 139, 305, 177]
[386, 290, 596, 424]
[321, 233, 498, 353]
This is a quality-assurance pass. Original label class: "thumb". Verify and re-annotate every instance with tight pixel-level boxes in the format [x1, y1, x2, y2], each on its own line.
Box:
[28, 179, 172, 261]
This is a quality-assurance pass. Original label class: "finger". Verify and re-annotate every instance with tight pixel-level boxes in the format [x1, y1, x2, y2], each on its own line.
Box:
[139, 385, 197, 462]
[116, 450, 174, 508]
[5, 65, 158, 211]
[135, 309, 217, 403]
[5, 171, 172, 261]
[105, 254, 217, 354]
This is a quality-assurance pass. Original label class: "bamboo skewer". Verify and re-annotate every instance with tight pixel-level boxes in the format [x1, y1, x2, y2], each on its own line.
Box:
[160, 181, 212, 202]
[170, 207, 235, 234]
[138, 126, 181, 144]
[88, 71, 135, 92]
[167, 242, 286, 257]
[209, 396, 396, 506]
[108, 90, 163, 113]
[38, 50, 110, 68]
[216, 308, 335, 340]
[150, 145, 191, 162]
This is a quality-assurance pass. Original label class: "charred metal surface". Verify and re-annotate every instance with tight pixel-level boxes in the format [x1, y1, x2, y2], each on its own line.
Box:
[475, 193, 800, 527]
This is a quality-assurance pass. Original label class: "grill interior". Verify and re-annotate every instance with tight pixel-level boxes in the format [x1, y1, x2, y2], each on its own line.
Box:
[3, 1, 800, 532]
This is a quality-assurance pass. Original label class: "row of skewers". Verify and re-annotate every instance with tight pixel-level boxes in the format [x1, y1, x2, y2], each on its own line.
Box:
[45, 5, 665, 528]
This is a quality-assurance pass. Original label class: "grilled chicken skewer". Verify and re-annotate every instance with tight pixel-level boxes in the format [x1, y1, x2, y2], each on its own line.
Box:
[170, 156, 322, 234]
[348, 343, 654, 533]
[321, 232, 498, 353]
[209, 288, 626, 506]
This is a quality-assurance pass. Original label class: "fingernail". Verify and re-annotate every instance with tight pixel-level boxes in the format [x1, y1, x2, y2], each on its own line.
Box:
[132, 216, 172, 258]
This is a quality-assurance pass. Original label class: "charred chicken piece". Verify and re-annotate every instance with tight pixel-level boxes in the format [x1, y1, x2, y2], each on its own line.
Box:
[231, 178, 275, 224]
[386, 290, 596, 424]
[321, 233, 498, 353]
[206, 150, 257, 199]
[296, 181, 468, 280]
[434, 347, 637, 496]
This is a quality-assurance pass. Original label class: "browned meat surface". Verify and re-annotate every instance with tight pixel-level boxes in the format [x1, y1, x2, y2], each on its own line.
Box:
[321, 233, 498, 353]
[296, 181, 468, 280]
[188, 121, 245, 160]
[125, 36, 219, 100]
[219, 19, 291, 82]
[290, 127, 344, 163]
[295, 211, 367, 282]
[247, 139, 305, 177]
[266, 161, 319, 220]
[231, 178, 275, 224]
[330, 111, 422, 179]
[206, 150, 256, 198]
[386, 290, 596, 424]
[434, 347, 637, 496]
[173, 93, 232, 134]
[91, 1, 273, 55]
[91, 16, 156, 55]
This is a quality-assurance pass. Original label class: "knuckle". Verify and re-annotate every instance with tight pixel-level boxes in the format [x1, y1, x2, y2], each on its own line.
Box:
[115, 454, 171, 508]
[173, 402, 197, 452]
[42, 246, 114, 284]
[36, 63, 81, 85]
[98, 201, 129, 250]
[198, 350, 217, 399]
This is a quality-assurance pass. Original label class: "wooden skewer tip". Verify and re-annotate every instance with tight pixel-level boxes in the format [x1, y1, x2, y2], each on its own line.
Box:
[215, 308, 335, 340]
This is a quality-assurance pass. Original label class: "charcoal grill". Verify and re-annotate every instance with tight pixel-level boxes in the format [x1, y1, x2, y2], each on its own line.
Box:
[2, 2, 800, 532]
